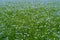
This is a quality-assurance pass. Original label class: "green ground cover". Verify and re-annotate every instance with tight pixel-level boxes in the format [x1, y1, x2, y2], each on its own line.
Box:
[0, 1, 60, 40]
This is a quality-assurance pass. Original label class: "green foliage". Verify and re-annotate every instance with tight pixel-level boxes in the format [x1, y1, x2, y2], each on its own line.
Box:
[0, 2, 60, 40]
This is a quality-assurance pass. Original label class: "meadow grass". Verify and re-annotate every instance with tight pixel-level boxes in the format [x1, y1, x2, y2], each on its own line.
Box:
[0, 3, 60, 40]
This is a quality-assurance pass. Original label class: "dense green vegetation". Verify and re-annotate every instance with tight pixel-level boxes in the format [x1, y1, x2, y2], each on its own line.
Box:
[0, 1, 60, 40]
